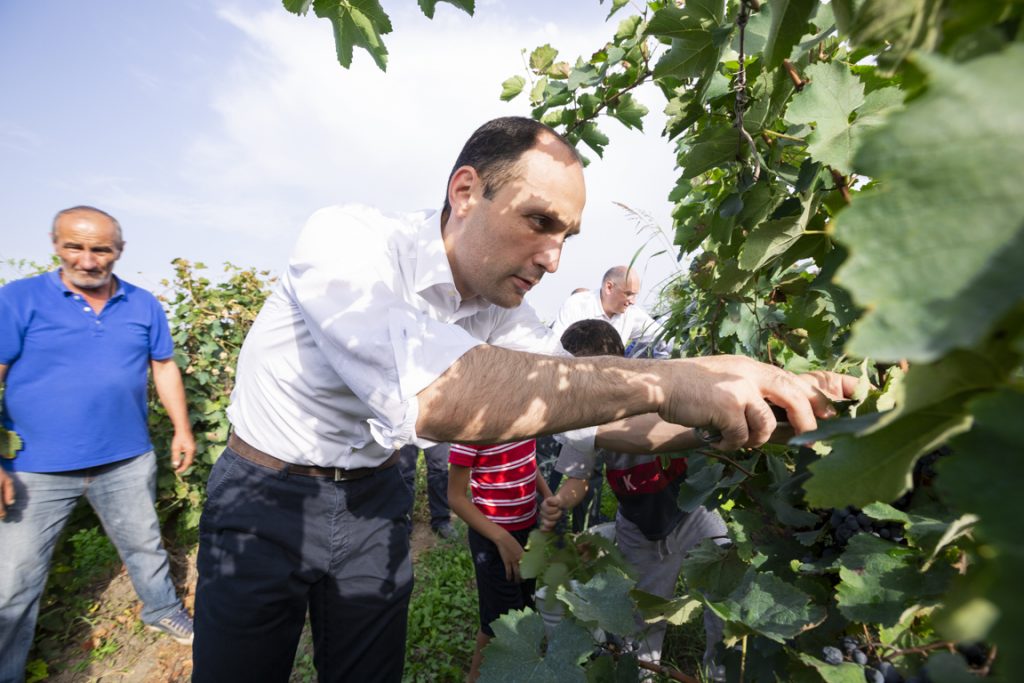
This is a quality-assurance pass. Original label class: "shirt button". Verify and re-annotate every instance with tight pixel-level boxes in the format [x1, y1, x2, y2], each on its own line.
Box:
[73, 295, 81, 300]
[83, 306, 91, 312]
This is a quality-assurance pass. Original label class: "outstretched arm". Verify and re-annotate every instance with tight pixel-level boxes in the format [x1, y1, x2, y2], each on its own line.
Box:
[150, 359, 196, 474]
[417, 345, 854, 452]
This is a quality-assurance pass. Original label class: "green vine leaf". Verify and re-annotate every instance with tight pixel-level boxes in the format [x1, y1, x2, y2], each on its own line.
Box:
[478, 609, 590, 683]
[836, 46, 1024, 362]
[0, 428, 24, 459]
[795, 653, 866, 683]
[711, 570, 827, 643]
[417, 0, 475, 20]
[937, 389, 1024, 678]
[557, 567, 637, 636]
[500, 75, 525, 101]
[785, 61, 902, 174]
[762, 0, 817, 69]
[836, 534, 951, 627]
[803, 396, 972, 508]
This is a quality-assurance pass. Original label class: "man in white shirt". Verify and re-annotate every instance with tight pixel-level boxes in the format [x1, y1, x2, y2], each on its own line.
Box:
[552, 265, 666, 351]
[192, 117, 852, 682]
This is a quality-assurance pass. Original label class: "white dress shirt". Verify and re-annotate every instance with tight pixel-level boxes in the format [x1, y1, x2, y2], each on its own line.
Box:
[551, 289, 666, 346]
[227, 204, 590, 468]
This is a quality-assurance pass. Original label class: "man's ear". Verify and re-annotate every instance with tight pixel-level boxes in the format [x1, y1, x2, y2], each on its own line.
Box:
[448, 166, 479, 218]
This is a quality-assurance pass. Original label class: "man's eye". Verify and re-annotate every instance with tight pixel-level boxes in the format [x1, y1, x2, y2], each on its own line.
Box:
[530, 215, 549, 228]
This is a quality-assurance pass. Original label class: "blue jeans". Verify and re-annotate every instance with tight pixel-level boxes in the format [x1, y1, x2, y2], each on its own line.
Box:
[398, 444, 450, 529]
[193, 447, 414, 682]
[0, 452, 182, 683]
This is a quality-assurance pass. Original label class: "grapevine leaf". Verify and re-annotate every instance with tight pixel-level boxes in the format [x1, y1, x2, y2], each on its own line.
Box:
[795, 654, 866, 683]
[679, 125, 740, 179]
[609, 93, 648, 131]
[578, 123, 610, 158]
[417, 0, 474, 19]
[313, 0, 392, 71]
[803, 397, 972, 508]
[682, 540, 748, 602]
[584, 654, 639, 682]
[530, 44, 558, 72]
[938, 389, 1024, 678]
[500, 75, 525, 101]
[711, 571, 827, 643]
[836, 47, 1024, 362]
[604, 0, 630, 21]
[557, 568, 637, 636]
[925, 651, 981, 683]
[520, 529, 553, 580]
[836, 534, 950, 626]
[282, 0, 313, 14]
[762, 0, 817, 69]
[0, 428, 24, 459]
[479, 609, 590, 683]
[567, 64, 600, 91]
[785, 62, 901, 174]
[633, 590, 703, 626]
[646, 6, 698, 39]
[739, 195, 818, 271]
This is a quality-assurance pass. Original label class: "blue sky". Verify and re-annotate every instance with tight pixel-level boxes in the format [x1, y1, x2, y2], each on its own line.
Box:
[0, 0, 684, 321]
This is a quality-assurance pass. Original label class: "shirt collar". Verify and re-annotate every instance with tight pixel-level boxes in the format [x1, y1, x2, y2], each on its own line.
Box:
[50, 269, 125, 300]
[413, 210, 489, 318]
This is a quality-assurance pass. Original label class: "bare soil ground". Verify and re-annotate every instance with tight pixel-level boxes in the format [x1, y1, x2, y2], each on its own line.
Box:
[39, 522, 440, 683]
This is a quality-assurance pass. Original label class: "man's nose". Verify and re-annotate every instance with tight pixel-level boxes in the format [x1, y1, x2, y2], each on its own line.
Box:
[80, 251, 98, 269]
[536, 244, 562, 274]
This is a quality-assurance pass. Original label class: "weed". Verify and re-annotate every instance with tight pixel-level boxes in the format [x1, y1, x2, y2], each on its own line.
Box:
[404, 523, 477, 682]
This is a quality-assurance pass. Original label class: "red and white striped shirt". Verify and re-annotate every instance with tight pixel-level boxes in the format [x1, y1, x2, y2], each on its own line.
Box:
[449, 440, 539, 531]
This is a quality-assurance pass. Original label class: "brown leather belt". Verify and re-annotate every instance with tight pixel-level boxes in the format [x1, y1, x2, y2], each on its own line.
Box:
[227, 433, 399, 481]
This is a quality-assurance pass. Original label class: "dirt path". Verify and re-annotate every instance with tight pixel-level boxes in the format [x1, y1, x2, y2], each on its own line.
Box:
[41, 522, 440, 682]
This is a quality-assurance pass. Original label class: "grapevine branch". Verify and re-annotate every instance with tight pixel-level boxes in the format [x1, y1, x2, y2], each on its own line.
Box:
[602, 642, 699, 682]
[734, 1, 761, 181]
[695, 447, 756, 477]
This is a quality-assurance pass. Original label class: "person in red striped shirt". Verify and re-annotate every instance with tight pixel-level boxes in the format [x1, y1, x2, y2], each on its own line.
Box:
[448, 439, 553, 682]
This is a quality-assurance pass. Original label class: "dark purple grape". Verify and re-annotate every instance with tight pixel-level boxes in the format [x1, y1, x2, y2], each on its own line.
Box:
[852, 649, 868, 665]
[840, 636, 860, 654]
[878, 661, 903, 683]
[823, 646, 844, 665]
[865, 668, 884, 683]
[956, 642, 987, 667]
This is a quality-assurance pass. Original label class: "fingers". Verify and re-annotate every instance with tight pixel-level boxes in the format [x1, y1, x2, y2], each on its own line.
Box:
[0, 472, 14, 518]
[539, 497, 563, 531]
[171, 437, 196, 474]
[761, 370, 821, 434]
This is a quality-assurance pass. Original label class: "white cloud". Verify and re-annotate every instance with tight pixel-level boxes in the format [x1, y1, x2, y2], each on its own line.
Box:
[138, 1, 687, 319]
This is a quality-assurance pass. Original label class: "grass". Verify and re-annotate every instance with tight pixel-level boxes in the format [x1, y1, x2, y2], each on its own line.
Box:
[403, 525, 477, 682]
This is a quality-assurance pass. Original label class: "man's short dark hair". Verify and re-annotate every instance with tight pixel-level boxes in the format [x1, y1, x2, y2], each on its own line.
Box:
[442, 117, 581, 214]
[560, 319, 625, 358]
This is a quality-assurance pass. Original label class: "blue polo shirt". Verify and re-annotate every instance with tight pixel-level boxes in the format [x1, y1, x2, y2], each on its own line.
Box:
[0, 270, 174, 472]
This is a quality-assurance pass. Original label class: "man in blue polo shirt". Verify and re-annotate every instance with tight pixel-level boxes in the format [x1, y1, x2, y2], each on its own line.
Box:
[0, 206, 196, 682]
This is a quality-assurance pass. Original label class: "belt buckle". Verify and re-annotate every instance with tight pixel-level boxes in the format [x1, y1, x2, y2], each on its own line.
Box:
[333, 467, 359, 482]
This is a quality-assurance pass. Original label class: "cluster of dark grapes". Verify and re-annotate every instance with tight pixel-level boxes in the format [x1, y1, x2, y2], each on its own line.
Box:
[827, 507, 905, 546]
[821, 637, 990, 682]
[821, 637, 906, 682]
